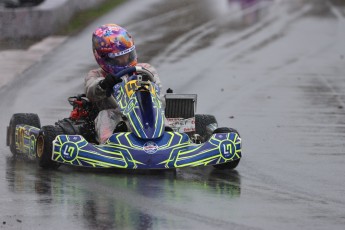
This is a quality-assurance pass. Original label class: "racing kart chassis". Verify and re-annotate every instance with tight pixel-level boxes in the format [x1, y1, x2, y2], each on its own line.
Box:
[6, 67, 242, 170]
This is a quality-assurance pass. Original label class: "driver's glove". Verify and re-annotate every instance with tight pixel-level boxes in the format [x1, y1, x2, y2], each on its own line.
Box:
[99, 74, 122, 90]
[99, 74, 123, 97]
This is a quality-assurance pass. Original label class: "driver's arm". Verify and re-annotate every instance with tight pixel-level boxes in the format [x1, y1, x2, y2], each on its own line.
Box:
[84, 68, 107, 101]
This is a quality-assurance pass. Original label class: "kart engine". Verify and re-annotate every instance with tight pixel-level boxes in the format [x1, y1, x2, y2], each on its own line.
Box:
[54, 95, 98, 143]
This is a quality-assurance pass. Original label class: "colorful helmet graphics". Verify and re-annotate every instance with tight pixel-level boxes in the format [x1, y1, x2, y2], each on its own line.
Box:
[92, 24, 137, 75]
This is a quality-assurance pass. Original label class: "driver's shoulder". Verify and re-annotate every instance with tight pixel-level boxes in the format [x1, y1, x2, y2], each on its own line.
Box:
[87, 68, 106, 78]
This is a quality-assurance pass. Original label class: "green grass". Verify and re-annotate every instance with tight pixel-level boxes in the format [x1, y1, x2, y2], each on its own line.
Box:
[55, 0, 126, 35]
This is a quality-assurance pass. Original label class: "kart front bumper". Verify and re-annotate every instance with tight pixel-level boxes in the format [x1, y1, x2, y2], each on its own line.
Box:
[52, 132, 241, 169]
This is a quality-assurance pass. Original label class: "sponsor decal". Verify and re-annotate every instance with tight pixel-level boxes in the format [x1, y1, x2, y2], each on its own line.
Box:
[143, 141, 159, 154]
[167, 117, 195, 133]
[70, 135, 82, 142]
[219, 140, 235, 159]
[108, 46, 135, 57]
[61, 142, 79, 161]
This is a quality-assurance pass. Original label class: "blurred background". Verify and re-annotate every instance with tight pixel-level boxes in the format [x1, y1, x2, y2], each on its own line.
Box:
[0, 0, 44, 8]
[1, 0, 345, 229]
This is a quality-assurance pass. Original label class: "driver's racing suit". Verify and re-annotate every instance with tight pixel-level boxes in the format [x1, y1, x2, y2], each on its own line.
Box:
[84, 63, 162, 143]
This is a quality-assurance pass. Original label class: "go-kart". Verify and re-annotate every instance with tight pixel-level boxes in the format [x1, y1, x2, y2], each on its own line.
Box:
[6, 66, 242, 170]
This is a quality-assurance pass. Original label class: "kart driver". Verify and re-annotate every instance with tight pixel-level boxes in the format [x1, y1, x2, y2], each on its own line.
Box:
[85, 24, 162, 143]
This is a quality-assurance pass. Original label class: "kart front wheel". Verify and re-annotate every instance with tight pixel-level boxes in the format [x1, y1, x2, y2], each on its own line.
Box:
[7, 113, 41, 155]
[36, 125, 62, 169]
[212, 127, 241, 170]
[213, 159, 240, 170]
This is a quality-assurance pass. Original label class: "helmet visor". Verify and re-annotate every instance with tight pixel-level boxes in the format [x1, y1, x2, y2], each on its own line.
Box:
[104, 47, 137, 67]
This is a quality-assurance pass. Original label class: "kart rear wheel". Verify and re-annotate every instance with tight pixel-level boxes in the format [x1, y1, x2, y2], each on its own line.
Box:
[36, 125, 62, 169]
[7, 113, 41, 155]
[195, 114, 218, 142]
[212, 127, 241, 170]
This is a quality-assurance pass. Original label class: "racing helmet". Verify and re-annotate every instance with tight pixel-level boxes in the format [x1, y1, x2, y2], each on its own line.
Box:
[92, 24, 137, 75]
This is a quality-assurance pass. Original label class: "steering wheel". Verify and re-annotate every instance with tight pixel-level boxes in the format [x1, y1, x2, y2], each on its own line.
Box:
[114, 66, 155, 82]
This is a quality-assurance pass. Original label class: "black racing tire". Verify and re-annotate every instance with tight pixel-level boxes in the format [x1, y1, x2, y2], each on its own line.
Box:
[213, 127, 240, 136]
[36, 125, 62, 169]
[213, 159, 240, 170]
[195, 114, 218, 142]
[7, 113, 41, 155]
[212, 127, 241, 170]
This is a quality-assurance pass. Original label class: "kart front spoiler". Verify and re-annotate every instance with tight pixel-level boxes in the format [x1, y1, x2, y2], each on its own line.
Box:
[52, 132, 241, 169]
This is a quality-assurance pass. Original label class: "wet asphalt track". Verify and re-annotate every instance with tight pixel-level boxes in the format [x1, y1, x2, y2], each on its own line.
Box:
[1, 0, 345, 229]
